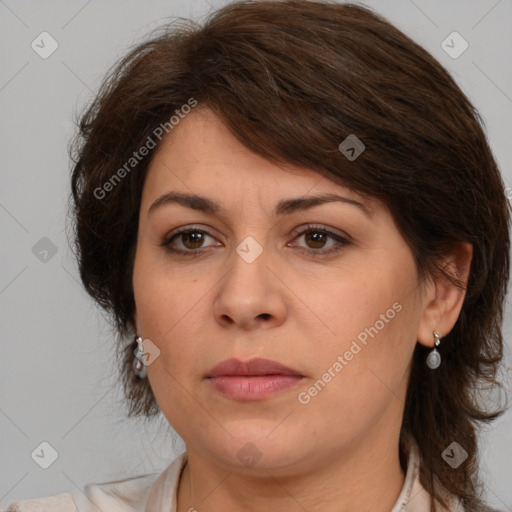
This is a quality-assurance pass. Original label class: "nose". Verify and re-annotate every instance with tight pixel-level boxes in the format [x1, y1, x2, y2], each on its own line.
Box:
[212, 245, 288, 330]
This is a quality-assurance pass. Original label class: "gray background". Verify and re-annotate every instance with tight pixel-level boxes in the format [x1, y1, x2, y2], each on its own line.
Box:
[1, 0, 511, 509]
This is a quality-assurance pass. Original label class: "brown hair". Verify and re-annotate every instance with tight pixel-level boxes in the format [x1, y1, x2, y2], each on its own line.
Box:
[68, 1, 511, 511]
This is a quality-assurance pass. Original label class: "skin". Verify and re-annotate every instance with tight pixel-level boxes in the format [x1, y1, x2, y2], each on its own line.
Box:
[132, 106, 472, 512]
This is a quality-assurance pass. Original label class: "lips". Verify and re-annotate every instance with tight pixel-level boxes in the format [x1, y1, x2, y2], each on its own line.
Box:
[206, 357, 303, 378]
[205, 357, 305, 400]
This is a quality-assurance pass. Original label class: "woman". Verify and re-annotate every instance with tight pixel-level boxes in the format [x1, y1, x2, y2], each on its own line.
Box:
[6, 1, 510, 511]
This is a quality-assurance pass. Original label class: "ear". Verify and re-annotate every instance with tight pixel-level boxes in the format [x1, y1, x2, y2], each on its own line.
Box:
[416, 242, 473, 348]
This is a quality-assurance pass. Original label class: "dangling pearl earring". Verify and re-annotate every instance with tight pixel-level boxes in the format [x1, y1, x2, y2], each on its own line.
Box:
[426, 331, 442, 369]
[133, 335, 147, 379]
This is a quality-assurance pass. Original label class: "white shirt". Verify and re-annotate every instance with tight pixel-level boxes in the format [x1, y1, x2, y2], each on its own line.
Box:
[3, 436, 465, 512]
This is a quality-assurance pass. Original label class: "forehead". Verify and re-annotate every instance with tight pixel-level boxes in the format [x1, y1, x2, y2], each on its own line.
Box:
[141, 107, 369, 213]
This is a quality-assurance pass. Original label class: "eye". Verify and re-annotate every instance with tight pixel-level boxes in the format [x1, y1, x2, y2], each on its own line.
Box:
[289, 224, 350, 256]
[160, 223, 350, 257]
[160, 227, 219, 256]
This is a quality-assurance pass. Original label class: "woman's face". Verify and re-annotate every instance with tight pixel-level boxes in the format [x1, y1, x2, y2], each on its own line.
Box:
[133, 107, 432, 475]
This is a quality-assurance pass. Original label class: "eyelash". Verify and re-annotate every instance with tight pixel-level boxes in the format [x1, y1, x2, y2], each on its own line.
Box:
[160, 224, 350, 258]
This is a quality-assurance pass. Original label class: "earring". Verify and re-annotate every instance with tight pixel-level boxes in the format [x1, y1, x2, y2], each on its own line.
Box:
[133, 335, 147, 379]
[426, 331, 442, 369]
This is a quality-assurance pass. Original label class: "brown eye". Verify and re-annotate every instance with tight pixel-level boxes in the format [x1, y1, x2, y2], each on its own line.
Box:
[179, 231, 207, 249]
[290, 225, 350, 256]
[161, 228, 219, 255]
[303, 230, 329, 249]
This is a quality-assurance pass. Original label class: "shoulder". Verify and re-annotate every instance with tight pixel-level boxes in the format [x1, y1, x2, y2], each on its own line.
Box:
[2, 492, 77, 512]
[3, 472, 159, 512]
[2, 452, 188, 512]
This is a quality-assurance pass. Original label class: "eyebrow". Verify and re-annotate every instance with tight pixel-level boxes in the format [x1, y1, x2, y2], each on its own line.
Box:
[147, 191, 372, 218]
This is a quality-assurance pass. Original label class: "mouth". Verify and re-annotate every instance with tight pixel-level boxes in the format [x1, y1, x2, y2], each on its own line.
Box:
[205, 357, 305, 401]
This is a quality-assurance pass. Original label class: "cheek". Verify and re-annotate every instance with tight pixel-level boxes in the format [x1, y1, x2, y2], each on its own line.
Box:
[300, 268, 403, 355]
[297, 265, 419, 417]
[134, 282, 202, 375]
[133, 245, 198, 337]
[132, 251, 204, 399]
[133, 267, 209, 432]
